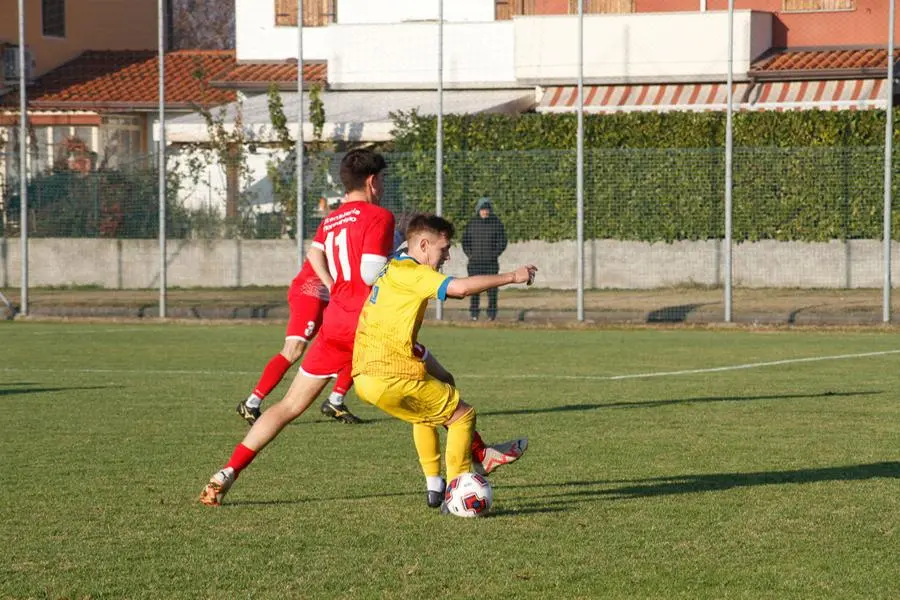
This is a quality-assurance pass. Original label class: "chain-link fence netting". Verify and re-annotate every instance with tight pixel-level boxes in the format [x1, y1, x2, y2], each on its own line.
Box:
[1, 143, 897, 323]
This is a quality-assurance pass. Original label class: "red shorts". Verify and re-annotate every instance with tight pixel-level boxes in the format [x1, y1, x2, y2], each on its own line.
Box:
[286, 288, 327, 342]
[299, 331, 354, 378]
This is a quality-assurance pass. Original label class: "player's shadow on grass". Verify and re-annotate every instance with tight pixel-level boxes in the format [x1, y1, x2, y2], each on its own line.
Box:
[227, 489, 419, 507]
[480, 390, 881, 417]
[487, 506, 569, 517]
[519, 462, 900, 506]
[287, 415, 393, 427]
[0, 383, 119, 398]
[602, 461, 900, 500]
[229, 493, 570, 515]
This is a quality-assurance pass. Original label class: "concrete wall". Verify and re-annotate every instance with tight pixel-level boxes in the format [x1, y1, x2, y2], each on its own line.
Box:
[514, 11, 771, 83]
[327, 21, 516, 88]
[3, 238, 899, 289]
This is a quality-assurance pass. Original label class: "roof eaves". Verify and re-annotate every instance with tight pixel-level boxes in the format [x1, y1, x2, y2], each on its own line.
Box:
[207, 80, 321, 92]
[26, 100, 216, 112]
[749, 67, 892, 81]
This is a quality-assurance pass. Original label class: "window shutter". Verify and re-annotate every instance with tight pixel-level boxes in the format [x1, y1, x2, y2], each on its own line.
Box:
[274, 0, 297, 26]
[496, 0, 538, 19]
[275, 0, 333, 26]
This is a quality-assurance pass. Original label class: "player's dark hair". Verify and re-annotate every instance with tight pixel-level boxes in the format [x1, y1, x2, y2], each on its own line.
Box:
[406, 214, 456, 241]
[340, 149, 387, 192]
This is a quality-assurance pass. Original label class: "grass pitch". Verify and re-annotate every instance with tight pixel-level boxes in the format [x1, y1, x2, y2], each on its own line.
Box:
[1, 321, 898, 599]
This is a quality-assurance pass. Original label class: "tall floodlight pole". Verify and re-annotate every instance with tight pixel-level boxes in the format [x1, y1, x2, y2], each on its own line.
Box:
[157, 0, 167, 318]
[296, 0, 305, 266]
[576, 0, 585, 321]
[436, 0, 444, 320]
[17, 0, 28, 316]
[883, 0, 895, 323]
[724, 0, 735, 323]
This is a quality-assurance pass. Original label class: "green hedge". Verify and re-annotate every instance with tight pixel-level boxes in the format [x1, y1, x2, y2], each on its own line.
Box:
[386, 110, 899, 242]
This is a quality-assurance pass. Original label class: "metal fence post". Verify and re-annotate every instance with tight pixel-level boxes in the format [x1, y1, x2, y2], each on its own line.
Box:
[883, 0, 895, 323]
[724, 0, 735, 323]
[17, 0, 28, 316]
[576, 0, 585, 322]
[158, 0, 167, 318]
[297, 0, 305, 268]
[435, 0, 444, 321]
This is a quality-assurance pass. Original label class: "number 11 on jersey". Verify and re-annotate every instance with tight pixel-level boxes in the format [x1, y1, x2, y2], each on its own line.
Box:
[325, 228, 351, 282]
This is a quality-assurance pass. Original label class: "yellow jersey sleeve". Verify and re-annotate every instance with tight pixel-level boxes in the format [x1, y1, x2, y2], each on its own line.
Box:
[392, 259, 453, 301]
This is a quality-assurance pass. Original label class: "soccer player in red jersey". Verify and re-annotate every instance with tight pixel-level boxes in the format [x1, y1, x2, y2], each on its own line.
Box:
[235, 203, 362, 427]
[200, 149, 395, 506]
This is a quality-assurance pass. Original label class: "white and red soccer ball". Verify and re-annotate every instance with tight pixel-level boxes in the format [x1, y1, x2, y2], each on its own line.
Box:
[443, 472, 493, 517]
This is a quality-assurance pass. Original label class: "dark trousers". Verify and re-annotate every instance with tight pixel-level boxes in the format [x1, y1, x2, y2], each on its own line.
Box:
[467, 262, 499, 319]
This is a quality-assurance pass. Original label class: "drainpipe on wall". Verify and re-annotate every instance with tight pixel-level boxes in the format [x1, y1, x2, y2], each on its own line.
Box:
[700, 0, 707, 11]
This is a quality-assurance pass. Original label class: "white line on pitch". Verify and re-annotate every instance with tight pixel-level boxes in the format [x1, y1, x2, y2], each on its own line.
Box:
[1, 349, 898, 381]
[467, 349, 900, 381]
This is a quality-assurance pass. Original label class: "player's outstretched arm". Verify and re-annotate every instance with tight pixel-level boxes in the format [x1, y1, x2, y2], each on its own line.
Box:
[445, 265, 537, 299]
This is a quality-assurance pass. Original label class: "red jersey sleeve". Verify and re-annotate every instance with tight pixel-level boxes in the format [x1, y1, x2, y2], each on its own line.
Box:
[311, 219, 327, 251]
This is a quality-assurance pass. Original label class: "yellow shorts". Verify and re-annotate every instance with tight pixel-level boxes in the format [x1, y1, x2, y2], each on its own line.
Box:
[353, 374, 460, 426]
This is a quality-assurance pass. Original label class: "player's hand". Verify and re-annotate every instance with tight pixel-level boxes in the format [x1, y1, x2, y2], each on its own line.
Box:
[512, 265, 538, 286]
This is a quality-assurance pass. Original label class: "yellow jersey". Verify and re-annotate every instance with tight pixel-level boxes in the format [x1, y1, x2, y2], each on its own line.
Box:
[352, 255, 453, 380]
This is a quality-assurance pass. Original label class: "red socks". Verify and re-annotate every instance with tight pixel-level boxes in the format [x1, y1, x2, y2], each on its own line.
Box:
[332, 367, 353, 396]
[225, 443, 258, 477]
[252, 354, 292, 399]
[471, 430, 487, 463]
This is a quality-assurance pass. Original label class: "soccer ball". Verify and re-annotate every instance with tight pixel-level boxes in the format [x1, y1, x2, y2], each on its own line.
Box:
[443, 472, 493, 518]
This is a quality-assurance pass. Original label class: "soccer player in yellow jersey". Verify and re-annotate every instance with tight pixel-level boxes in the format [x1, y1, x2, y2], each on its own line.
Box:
[352, 214, 537, 510]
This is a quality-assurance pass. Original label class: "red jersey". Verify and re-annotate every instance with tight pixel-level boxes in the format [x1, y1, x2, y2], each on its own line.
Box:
[310, 201, 395, 343]
[290, 259, 329, 302]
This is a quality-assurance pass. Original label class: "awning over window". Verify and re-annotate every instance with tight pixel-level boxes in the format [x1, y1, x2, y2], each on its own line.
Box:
[537, 79, 889, 113]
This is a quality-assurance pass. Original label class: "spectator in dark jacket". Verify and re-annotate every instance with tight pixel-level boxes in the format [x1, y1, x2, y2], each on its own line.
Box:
[462, 197, 508, 320]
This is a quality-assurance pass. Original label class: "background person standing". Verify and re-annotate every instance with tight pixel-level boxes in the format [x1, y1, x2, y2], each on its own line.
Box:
[462, 197, 507, 321]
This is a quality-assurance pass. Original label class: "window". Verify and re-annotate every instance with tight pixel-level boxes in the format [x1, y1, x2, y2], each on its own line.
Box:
[570, 0, 635, 13]
[42, 0, 66, 38]
[49, 125, 96, 172]
[30, 126, 52, 174]
[99, 116, 143, 170]
[782, 0, 854, 12]
[274, 0, 333, 27]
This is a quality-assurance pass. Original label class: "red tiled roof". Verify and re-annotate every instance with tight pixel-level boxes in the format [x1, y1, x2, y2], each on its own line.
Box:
[4, 50, 237, 110]
[751, 47, 900, 80]
[210, 61, 327, 90]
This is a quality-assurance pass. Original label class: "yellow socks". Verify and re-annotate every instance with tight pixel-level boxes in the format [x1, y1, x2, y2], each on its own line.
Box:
[413, 424, 441, 478]
[445, 407, 476, 481]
